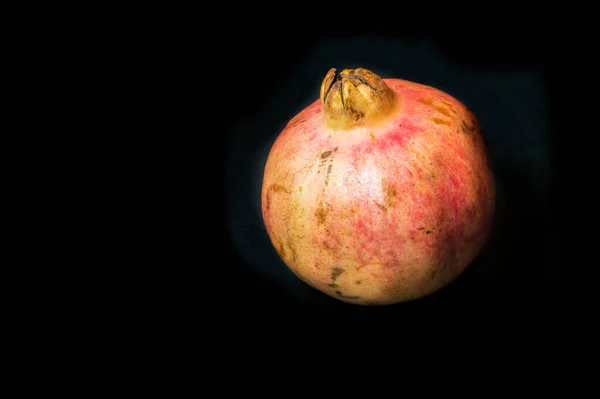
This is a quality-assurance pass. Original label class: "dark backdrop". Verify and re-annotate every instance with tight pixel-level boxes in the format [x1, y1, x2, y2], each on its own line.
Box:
[224, 32, 558, 326]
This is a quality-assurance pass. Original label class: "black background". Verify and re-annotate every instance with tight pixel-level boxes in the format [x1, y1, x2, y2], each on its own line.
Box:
[84, 5, 585, 362]
[224, 29, 560, 331]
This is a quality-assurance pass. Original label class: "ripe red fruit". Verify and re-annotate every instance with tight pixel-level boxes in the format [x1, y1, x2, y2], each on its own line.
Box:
[261, 68, 495, 305]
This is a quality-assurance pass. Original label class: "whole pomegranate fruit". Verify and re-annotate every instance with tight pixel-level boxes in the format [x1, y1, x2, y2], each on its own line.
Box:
[261, 68, 495, 305]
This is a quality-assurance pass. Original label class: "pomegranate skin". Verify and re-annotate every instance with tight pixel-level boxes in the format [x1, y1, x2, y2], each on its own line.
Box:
[261, 74, 495, 305]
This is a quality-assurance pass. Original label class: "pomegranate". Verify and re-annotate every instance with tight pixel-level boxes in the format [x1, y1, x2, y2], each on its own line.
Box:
[261, 68, 495, 305]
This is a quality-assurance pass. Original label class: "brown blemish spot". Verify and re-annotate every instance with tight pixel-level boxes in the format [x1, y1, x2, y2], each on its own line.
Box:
[285, 231, 298, 262]
[352, 110, 365, 121]
[418, 98, 453, 117]
[441, 100, 457, 114]
[334, 289, 360, 299]
[381, 178, 398, 207]
[277, 241, 286, 258]
[432, 118, 450, 125]
[270, 184, 291, 194]
[356, 263, 381, 271]
[316, 202, 329, 225]
[418, 227, 425, 230]
[287, 117, 307, 128]
[331, 267, 344, 280]
[321, 150, 332, 159]
[334, 146, 338, 152]
[266, 184, 292, 212]
[462, 119, 476, 133]
[374, 201, 387, 212]
[436, 107, 452, 117]
[426, 230, 431, 234]
[266, 192, 272, 212]
[370, 133, 376, 141]
[324, 164, 333, 187]
[328, 283, 338, 288]
[355, 281, 361, 285]
[430, 269, 438, 280]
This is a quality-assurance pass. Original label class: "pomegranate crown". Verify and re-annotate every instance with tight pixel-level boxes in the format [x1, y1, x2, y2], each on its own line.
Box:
[319, 68, 396, 130]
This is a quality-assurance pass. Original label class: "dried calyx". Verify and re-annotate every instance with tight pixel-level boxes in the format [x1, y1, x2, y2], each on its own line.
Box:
[320, 68, 396, 130]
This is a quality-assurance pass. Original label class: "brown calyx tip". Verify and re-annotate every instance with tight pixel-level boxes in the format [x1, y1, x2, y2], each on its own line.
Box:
[320, 67, 396, 130]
